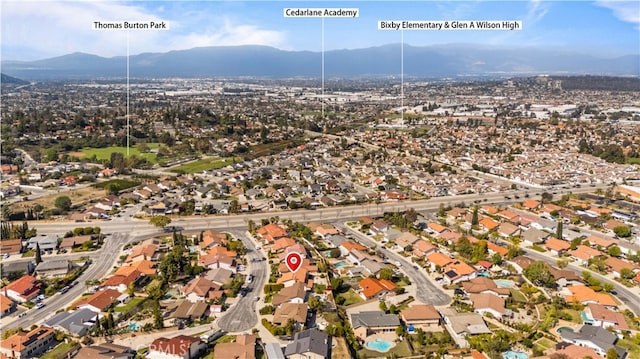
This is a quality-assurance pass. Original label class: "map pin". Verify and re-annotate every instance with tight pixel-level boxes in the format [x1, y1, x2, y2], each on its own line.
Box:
[285, 252, 303, 273]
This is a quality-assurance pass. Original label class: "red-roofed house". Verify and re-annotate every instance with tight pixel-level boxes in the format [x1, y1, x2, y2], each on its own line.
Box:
[74, 289, 129, 313]
[148, 335, 206, 359]
[358, 277, 397, 300]
[2, 275, 42, 303]
[545, 237, 571, 256]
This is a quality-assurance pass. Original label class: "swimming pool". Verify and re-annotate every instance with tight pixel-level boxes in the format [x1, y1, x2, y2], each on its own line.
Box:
[494, 279, 515, 288]
[502, 351, 528, 359]
[557, 326, 574, 334]
[334, 261, 348, 268]
[365, 339, 395, 352]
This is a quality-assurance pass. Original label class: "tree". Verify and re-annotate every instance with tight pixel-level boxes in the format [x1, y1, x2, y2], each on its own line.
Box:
[607, 245, 622, 258]
[556, 221, 563, 240]
[404, 208, 418, 224]
[603, 282, 615, 293]
[379, 301, 388, 313]
[557, 258, 569, 269]
[620, 268, 635, 280]
[523, 261, 555, 288]
[471, 206, 479, 226]
[149, 215, 171, 228]
[54, 196, 72, 211]
[541, 192, 553, 203]
[613, 226, 631, 238]
[378, 268, 394, 281]
[35, 243, 42, 264]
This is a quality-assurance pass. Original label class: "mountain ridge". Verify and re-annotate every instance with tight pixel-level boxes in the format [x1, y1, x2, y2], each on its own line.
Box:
[2, 44, 638, 79]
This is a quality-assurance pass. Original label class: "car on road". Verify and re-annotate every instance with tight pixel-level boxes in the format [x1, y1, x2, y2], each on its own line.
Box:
[247, 274, 253, 283]
[18, 312, 27, 317]
[254, 296, 260, 301]
[35, 302, 46, 309]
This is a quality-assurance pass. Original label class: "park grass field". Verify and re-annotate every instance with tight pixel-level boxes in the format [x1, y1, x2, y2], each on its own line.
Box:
[74, 144, 161, 163]
[168, 157, 237, 174]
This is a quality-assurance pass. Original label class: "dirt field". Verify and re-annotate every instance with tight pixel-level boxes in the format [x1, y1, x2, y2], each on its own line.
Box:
[331, 337, 351, 359]
[13, 186, 106, 212]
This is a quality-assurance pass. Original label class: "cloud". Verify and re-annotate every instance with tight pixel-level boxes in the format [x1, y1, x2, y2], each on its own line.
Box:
[0, 1, 286, 60]
[595, 0, 640, 24]
[525, 0, 551, 25]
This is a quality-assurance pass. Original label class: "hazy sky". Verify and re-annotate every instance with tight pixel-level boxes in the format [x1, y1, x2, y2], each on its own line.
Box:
[2, 0, 639, 60]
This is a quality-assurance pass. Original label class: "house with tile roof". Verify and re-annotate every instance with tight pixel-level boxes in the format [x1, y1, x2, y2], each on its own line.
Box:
[213, 334, 255, 359]
[357, 277, 397, 300]
[148, 335, 206, 359]
[569, 245, 604, 265]
[461, 277, 510, 298]
[544, 237, 571, 255]
[0, 326, 55, 359]
[582, 303, 629, 332]
[470, 293, 509, 318]
[272, 303, 308, 328]
[2, 275, 42, 303]
[181, 277, 221, 303]
[74, 289, 129, 313]
[400, 304, 441, 331]
[564, 285, 618, 309]
[426, 252, 455, 272]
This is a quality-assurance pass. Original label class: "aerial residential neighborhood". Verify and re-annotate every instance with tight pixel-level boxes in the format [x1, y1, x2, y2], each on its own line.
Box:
[2, 1, 640, 359]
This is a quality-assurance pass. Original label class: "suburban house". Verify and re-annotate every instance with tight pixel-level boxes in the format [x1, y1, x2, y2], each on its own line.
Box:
[521, 228, 550, 247]
[400, 304, 442, 331]
[461, 277, 510, 298]
[181, 277, 222, 303]
[560, 325, 627, 358]
[426, 252, 455, 272]
[284, 329, 331, 359]
[412, 240, 437, 258]
[544, 238, 571, 256]
[0, 294, 16, 317]
[442, 261, 477, 284]
[272, 282, 307, 306]
[440, 308, 491, 348]
[0, 326, 56, 359]
[272, 303, 309, 328]
[581, 303, 629, 332]
[349, 310, 401, 339]
[100, 270, 144, 293]
[44, 308, 97, 337]
[148, 335, 207, 359]
[35, 260, 74, 278]
[213, 334, 255, 359]
[357, 277, 397, 300]
[470, 293, 510, 318]
[0, 239, 23, 255]
[74, 289, 129, 313]
[568, 245, 604, 266]
[3, 275, 42, 303]
[564, 285, 618, 309]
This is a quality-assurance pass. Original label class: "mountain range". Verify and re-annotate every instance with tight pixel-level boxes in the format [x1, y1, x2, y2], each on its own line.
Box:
[2, 44, 638, 79]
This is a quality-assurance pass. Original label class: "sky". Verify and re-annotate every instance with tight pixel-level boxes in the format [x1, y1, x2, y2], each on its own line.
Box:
[1, 0, 639, 61]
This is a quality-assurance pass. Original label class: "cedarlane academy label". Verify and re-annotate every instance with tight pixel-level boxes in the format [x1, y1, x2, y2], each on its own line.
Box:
[378, 20, 521, 30]
[284, 8, 359, 18]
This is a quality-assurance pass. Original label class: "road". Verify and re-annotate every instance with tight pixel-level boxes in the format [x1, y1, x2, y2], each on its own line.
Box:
[336, 223, 451, 306]
[216, 230, 267, 332]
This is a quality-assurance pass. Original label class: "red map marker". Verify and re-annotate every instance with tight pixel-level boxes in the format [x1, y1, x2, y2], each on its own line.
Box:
[285, 252, 303, 273]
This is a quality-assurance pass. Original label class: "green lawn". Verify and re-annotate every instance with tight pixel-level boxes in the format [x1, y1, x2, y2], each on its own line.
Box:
[169, 157, 237, 174]
[336, 289, 364, 306]
[114, 297, 145, 313]
[80, 144, 160, 163]
[510, 289, 528, 303]
[534, 337, 556, 353]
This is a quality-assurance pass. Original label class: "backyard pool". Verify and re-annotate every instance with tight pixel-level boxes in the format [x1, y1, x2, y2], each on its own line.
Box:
[557, 326, 574, 334]
[502, 351, 528, 359]
[334, 261, 348, 268]
[365, 339, 395, 352]
[494, 279, 516, 288]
